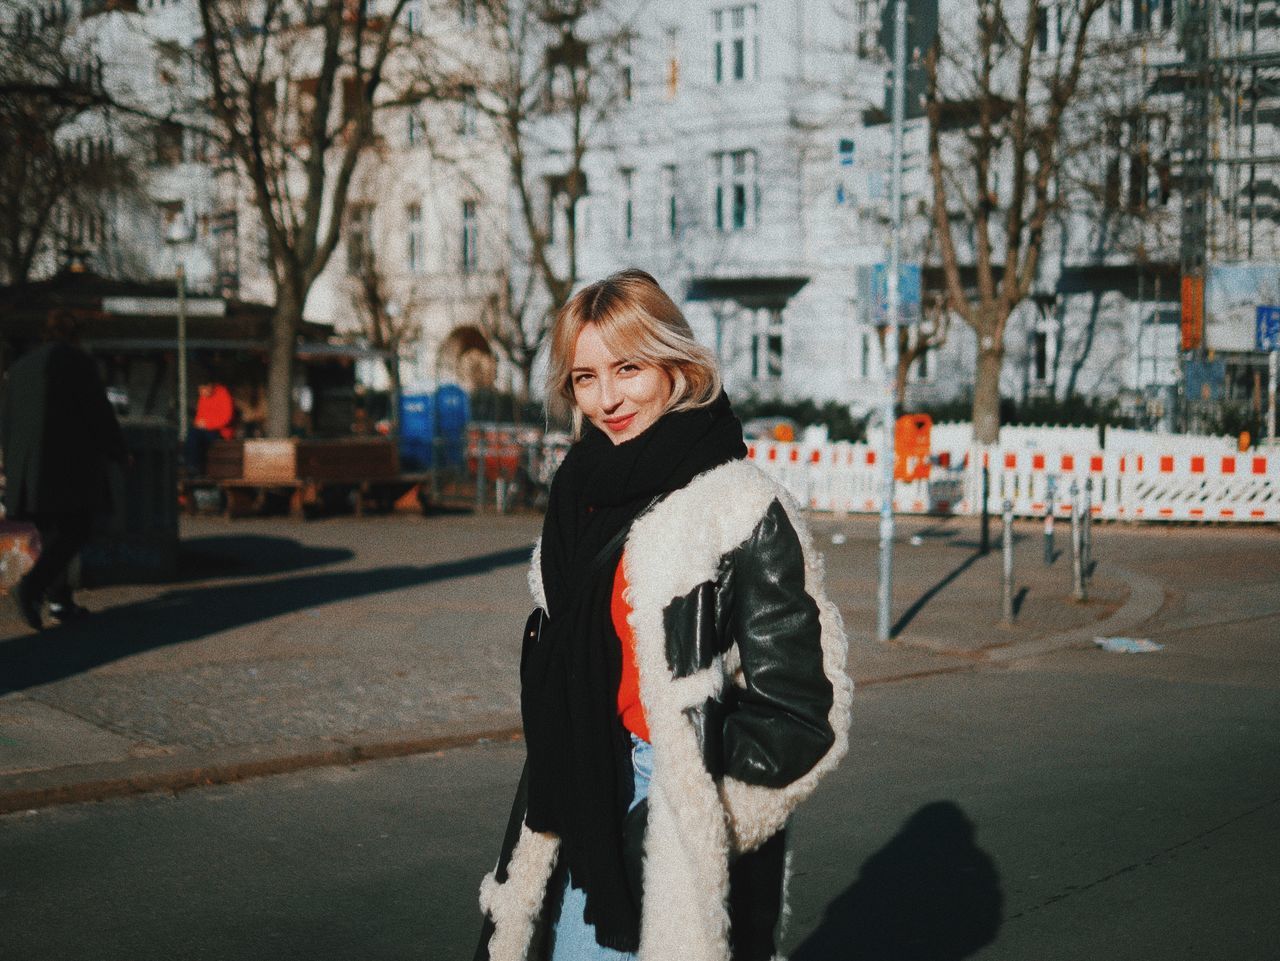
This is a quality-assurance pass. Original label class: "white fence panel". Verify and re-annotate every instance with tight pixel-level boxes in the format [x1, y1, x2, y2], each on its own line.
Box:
[747, 431, 1280, 524]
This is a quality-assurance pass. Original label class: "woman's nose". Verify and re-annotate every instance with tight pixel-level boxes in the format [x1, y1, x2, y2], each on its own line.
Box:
[598, 377, 621, 410]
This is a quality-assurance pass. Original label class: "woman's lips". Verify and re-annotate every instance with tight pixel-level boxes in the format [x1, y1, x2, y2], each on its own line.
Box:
[604, 413, 636, 433]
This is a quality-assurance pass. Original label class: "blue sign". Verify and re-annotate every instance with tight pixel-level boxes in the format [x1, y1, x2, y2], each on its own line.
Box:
[1257, 305, 1280, 351]
[871, 263, 922, 325]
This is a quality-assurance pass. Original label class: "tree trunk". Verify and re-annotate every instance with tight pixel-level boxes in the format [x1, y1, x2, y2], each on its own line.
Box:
[972, 345, 1004, 444]
[516, 355, 536, 408]
[265, 291, 301, 439]
[384, 352, 402, 434]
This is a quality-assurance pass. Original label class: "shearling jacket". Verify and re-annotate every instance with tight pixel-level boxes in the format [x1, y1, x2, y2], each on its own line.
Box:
[475, 459, 853, 961]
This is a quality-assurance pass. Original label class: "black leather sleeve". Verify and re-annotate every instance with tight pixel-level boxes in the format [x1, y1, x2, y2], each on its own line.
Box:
[722, 499, 835, 788]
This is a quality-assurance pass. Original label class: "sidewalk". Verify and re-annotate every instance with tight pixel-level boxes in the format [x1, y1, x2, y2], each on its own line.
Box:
[0, 510, 1156, 814]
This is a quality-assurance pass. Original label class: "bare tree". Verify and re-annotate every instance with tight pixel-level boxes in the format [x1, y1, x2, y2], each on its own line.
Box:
[197, 0, 425, 437]
[348, 246, 420, 419]
[429, 0, 628, 401]
[0, 2, 141, 286]
[923, 0, 1109, 443]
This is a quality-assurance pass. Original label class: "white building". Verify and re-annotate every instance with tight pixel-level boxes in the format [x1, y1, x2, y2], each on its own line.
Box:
[524, 0, 1280, 428]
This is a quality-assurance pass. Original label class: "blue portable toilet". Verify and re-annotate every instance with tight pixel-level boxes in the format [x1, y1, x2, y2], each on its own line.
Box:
[399, 394, 435, 470]
[435, 384, 469, 468]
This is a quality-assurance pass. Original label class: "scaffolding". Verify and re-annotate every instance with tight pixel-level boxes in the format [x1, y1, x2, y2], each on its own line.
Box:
[1143, 0, 1280, 431]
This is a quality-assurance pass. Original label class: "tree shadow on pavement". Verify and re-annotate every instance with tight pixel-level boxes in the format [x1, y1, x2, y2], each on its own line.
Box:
[173, 535, 356, 582]
[791, 801, 1002, 961]
[0, 544, 532, 695]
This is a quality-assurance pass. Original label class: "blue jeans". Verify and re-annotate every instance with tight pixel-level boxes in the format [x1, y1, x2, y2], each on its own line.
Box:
[550, 734, 652, 961]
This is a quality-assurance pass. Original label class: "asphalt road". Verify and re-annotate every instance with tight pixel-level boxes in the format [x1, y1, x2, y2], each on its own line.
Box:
[4, 602, 1278, 961]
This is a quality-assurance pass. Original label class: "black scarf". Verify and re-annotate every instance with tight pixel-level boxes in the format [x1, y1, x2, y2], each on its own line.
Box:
[522, 392, 746, 951]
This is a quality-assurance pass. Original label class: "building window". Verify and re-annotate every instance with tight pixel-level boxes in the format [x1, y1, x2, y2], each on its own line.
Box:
[1105, 113, 1167, 212]
[711, 5, 759, 84]
[751, 308, 783, 381]
[406, 203, 424, 273]
[661, 164, 678, 239]
[458, 85, 478, 137]
[1032, 331, 1048, 383]
[461, 199, 478, 274]
[860, 330, 872, 379]
[855, 0, 883, 59]
[619, 168, 634, 241]
[347, 205, 371, 274]
[1109, 0, 1175, 33]
[405, 0, 421, 33]
[153, 121, 185, 165]
[711, 149, 758, 232]
[618, 33, 634, 102]
[1035, 2, 1066, 54]
[406, 108, 422, 147]
[459, 0, 476, 26]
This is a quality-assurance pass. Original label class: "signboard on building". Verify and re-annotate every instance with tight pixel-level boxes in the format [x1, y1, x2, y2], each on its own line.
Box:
[865, 262, 921, 325]
[1257, 305, 1280, 352]
[1204, 263, 1280, 352]
[1184, 357, 1226, 402]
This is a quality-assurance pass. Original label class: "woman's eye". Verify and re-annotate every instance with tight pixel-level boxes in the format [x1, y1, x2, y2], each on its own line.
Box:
[618, 363, 640, 374]
[573, 373, 593, 386]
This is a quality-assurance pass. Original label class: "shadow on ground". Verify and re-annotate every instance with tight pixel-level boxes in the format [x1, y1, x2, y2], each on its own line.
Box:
[175, 535, 356, 581]
[891, 552, 985, 638]
[0, 544, 532, 694]
[792, 801, 1002, 961]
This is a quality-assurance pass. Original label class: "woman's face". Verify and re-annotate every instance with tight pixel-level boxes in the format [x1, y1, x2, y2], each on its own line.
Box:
[571, 323, 673, 445]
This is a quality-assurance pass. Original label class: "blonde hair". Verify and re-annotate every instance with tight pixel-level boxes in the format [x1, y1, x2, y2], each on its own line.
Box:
[547, 269, 722, 434]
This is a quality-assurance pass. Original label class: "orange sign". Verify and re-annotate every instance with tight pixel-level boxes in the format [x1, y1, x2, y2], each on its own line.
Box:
[1181, 275, 1204, 351]
[895, 413, 932, 481]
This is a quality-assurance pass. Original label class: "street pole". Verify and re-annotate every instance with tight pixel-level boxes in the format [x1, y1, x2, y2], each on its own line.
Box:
[1269, 348, 1277, 443]
[1001, 499, 1015, 624]
[876, 0, 908, 644]
[875, 1, 906, 647]
[177, 262, 189, 442]
[1043, 475, 1056, 566]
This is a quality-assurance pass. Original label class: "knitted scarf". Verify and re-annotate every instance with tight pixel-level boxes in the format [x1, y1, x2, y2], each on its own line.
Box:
[522, 392, 746, 950]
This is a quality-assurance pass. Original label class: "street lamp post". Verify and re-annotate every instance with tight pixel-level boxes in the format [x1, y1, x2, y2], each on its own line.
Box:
[176, 261, 188, 442]
[876, 0, 908, 643]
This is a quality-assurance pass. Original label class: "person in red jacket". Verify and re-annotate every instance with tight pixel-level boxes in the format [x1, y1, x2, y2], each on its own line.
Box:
[184, 380, 236, 476]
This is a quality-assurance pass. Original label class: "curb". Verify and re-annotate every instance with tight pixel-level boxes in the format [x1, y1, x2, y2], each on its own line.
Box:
[982, 562, 1166, 663]
[0, 724, 523, 816]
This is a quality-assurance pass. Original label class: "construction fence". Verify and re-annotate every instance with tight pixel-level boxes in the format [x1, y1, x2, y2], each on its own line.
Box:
[748, 431, 1280, 524]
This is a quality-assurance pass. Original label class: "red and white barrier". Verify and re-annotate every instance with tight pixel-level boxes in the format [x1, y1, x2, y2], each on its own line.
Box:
[746, 440, 1280, 523]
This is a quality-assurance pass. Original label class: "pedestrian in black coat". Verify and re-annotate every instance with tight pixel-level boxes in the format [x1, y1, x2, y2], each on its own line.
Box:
[1, 310, 126, 629]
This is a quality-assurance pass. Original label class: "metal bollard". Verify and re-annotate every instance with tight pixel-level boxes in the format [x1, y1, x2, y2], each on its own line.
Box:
[1082, 477, 1094, 579]
[1069, 480, 1086, 602]
[475, 437, 487, 513]
[431, 436, 442, 504]
[495, 477, 507, 513]
[1043, 475, 1056, 566]
[1001, 498, 1015, 624]
[979, 460, 991, 555]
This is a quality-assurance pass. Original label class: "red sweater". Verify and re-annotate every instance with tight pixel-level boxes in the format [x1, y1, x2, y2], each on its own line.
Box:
[611, 558, 650, 743]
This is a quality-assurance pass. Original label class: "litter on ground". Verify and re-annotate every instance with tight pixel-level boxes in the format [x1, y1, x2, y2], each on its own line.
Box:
[1094, 636, 1164, 654]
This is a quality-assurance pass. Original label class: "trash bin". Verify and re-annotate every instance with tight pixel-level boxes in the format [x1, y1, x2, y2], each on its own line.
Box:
[80, 419, 179, 585]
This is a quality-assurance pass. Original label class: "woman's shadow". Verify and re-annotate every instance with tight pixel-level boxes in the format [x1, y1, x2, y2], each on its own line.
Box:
[792, 801, 1003, 961]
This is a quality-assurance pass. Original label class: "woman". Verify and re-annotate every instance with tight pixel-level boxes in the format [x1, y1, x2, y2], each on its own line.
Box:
[475, 270, 852, 961]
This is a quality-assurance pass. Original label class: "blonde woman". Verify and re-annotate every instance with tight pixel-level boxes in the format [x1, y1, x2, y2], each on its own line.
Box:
[475, 269, 851, 961]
